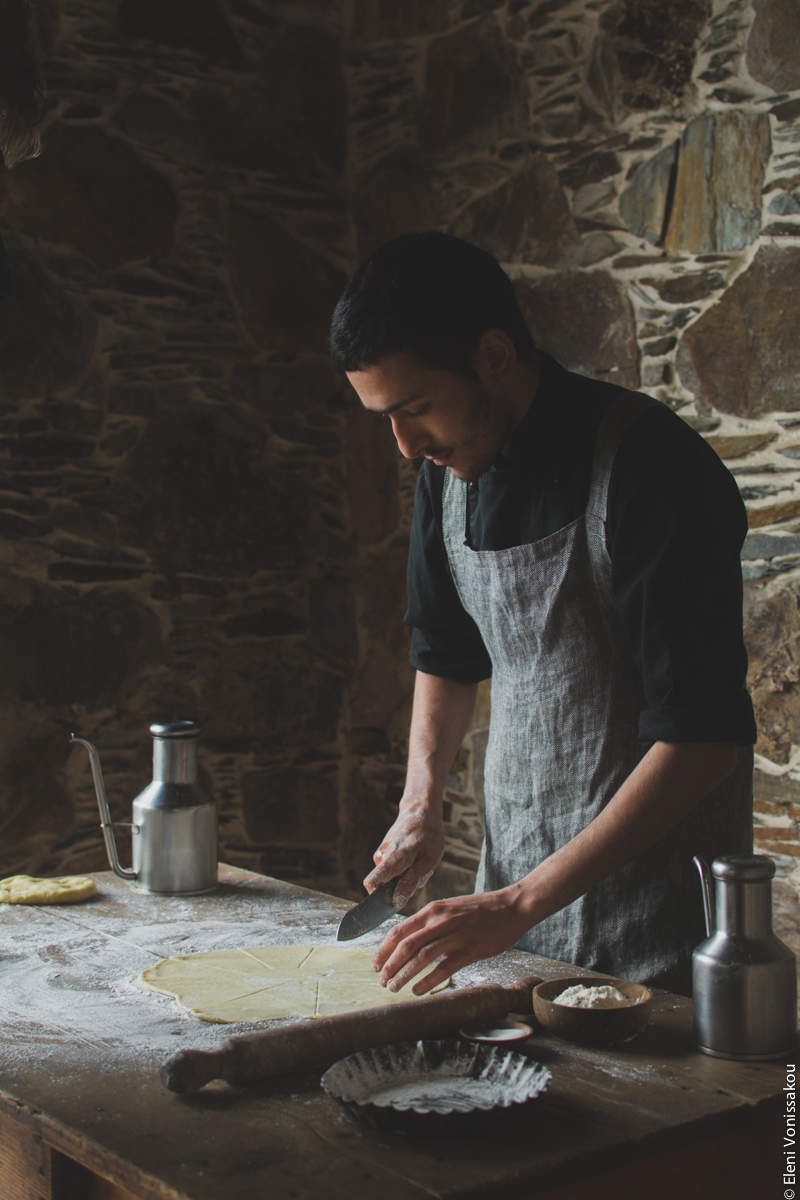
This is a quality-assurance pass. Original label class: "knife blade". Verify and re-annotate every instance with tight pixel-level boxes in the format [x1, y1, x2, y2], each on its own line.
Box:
[336, 875, 404, 941]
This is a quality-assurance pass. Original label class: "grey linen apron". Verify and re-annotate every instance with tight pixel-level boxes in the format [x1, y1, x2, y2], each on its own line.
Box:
[441, 390, 753, 995]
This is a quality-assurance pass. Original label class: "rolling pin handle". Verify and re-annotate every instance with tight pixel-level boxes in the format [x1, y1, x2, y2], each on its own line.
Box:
[161, 1043, 238, 1094]
[501, 975, 543, 1014]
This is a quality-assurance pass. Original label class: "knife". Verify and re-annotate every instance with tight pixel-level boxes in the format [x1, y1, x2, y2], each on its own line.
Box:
[336, 875, 405, 941]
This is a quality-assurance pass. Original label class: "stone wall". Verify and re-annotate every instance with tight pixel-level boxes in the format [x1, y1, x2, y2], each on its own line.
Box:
[0, 0, 799, 903]
[0, 0, 412, 897]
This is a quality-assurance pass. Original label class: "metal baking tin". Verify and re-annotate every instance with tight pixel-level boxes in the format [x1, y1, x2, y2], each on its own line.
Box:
[322, 1039, 551, 1136]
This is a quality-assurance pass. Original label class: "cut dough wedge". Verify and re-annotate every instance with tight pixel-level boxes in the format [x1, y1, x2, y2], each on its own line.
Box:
[138, 944, 450, 1023]
[0, 874, 97, 905]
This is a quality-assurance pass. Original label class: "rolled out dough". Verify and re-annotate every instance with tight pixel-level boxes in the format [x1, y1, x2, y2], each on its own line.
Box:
[138, 944, 449, 1023]
[0, 874, 97, 904]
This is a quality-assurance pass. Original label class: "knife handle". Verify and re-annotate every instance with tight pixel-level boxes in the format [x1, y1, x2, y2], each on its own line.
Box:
[162, 976, 542, 1093]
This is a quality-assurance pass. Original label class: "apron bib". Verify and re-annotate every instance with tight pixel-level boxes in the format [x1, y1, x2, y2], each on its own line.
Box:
[441, 390, 752, 994]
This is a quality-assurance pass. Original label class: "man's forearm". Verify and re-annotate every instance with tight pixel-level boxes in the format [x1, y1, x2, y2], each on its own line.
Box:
[509, 740, 739, 926]
[363, 671, 478, 898]
[401, 671, 479, 812]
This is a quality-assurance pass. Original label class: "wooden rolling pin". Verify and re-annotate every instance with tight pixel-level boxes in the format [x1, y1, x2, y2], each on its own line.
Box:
[161, 974, 542, 1093]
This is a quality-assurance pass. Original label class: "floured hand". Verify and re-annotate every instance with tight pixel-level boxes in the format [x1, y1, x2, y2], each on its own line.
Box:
[371, 888, 533, 996]
[364, 806, 445, 909]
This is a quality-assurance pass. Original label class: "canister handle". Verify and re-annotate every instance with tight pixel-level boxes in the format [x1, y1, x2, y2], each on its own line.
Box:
[70, 735, 138, 881]
[693, 855, 716, 937]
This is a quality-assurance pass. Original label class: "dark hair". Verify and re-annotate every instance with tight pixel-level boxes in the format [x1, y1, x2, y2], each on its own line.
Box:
[330, 231, 536, 378]
[0, 0, 45, 168]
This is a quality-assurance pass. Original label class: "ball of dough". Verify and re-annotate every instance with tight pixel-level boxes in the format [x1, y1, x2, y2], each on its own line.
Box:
[0, 874, 97, 905]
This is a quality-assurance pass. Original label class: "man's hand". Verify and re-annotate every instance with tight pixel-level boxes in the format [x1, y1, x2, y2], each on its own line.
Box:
[371, 887, 531, 995]
[0, 164, 26, 217]
[364, 806, 445, 909]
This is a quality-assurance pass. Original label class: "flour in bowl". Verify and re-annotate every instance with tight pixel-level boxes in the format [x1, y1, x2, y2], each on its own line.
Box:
[554, 984, 638, 1009]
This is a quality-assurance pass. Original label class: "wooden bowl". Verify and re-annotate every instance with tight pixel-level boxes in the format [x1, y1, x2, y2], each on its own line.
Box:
[533, 976, 652, 1046]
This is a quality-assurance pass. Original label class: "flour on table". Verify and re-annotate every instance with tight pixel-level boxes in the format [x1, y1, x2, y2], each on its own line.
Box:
[554, 984, 638, 1009]
[138, 945, 449, 1023]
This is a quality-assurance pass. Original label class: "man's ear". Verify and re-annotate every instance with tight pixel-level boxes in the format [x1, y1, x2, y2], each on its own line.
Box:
[476, 328, 516, 383]
[479, 331, 515, 381]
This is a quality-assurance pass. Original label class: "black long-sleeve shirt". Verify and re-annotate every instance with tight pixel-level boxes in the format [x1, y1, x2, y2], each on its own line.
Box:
[405, 352, 757, 746]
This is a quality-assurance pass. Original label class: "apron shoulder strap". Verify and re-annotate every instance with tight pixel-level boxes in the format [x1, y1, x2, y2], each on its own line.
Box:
[586, 388, 662, 525]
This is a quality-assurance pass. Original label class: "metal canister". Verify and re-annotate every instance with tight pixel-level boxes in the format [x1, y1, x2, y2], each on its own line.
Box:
[72, 720, 218, 895]
[692, 854, 797, 1060]
[131, 721, 218, 894]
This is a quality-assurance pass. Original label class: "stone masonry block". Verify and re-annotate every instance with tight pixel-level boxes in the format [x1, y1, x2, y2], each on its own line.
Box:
[205, 24, 347, 179]
[0, 249, 96, 400]
[677, 247, 800, 416]
[11, 123, 179, 270]
[515, 271, 639, 388]
[353, 150, 442, 261]
[747, 0, 800, 92]
[418, 16, 528, 153]
[113, 400, 308, 575]
[351, 0, 449, 41]
[242, 767, 340, 844]
[227, 207, 347, 352]
[665, 113, 770, 253]
[344, 404, 400, 546]
[745, 576, 800, 763]
[0, 579, 162, 709]
[451, 154, 579, 267]
[588, 0, 712, 119]
[620, 113, 770, 253]
[115, 0, 242, 68]
[619, 141, 678, 245]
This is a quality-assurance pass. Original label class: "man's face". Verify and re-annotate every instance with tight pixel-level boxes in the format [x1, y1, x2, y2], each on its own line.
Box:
[346, 352, 513, 482]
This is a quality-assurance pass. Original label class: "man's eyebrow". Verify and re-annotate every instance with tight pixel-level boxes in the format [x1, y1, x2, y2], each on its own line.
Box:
[363, 392, 424, 416]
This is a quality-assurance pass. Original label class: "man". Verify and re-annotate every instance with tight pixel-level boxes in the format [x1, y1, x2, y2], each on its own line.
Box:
[330, 232, 755, 998]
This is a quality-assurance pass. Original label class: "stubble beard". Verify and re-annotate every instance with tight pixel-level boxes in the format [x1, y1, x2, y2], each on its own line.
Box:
[449, 381, 514, 482]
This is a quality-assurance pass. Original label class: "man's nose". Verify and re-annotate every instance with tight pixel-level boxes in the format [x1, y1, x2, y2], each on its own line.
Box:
[390, 416, 426, 460]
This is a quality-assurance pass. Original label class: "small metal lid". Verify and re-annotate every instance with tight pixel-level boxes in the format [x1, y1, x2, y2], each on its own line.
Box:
[459, 1020, 534, 1045]
[711, 854, 775, 882]
[150, 720, 201, 739]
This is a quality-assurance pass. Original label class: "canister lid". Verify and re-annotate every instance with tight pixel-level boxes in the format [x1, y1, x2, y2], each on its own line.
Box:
[711, 854, 775, 882]
[150, 720, 201, 739]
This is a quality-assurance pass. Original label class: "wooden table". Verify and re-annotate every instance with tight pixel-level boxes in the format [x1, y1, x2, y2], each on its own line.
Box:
[0, 866, 788, 1200]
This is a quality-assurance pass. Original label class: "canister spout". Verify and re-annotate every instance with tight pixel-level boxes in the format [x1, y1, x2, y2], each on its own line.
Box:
[70, 735, 137, 881]
[693, 855, 715, 937]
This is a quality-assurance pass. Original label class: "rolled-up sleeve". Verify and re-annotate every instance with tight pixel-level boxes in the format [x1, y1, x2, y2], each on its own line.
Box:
[405, 465, 492, 683]
[608, 406, 757, 747]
